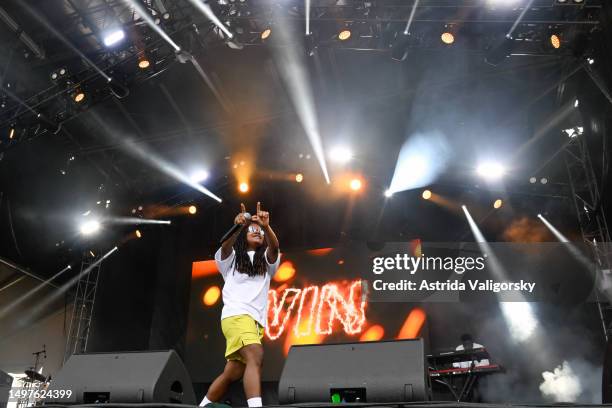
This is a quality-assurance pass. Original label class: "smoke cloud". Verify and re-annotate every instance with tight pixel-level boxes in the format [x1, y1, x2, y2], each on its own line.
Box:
[539, 359, 602, 403]
[540, 361, 582, 402]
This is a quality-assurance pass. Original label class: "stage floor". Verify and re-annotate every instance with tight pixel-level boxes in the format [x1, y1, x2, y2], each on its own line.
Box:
[41, 402, 612, 408]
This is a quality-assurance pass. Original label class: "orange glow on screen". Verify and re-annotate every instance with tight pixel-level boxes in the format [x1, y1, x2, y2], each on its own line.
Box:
[397, 307, 426, 339]
[203, 286, 221, 306]
[192, 260, 218, 279]
[283, 317, 325, 356]
[273, 261, 296, 282]
[307, 247, 333, 256]
[360, 324, 384, 342]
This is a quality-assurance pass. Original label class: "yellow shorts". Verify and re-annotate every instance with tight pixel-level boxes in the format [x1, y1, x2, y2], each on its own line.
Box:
[221, 314, 264, 363]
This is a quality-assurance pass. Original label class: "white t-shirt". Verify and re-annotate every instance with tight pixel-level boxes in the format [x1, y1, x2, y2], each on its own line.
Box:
[452, 343, 490, 368]
[215, 247, 281, 327]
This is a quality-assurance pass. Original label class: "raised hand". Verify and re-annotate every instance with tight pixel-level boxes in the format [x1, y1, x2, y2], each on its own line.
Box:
[251, 201, 270, 228]
[234, 203, 248, 226]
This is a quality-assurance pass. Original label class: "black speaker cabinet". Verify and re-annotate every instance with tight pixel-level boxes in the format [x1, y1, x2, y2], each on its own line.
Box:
[278, 338, 430, 404]
[45, 350, 195, 404]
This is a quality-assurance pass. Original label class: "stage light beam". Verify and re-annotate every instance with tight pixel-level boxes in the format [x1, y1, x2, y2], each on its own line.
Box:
[0, 265, 71, 320]
[269, 15, 330, 184]
[121, 0, 180, 51]
[388, 131, 449, 194]
[22, 247, 118, 328]
[184, 0, 234, 39]
[190, 170, 209, 183]
[462, 205, 538, 343]
[537, 214, 567, 242]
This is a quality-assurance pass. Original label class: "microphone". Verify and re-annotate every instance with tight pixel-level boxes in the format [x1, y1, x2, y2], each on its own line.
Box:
[219, 212, 251, 244]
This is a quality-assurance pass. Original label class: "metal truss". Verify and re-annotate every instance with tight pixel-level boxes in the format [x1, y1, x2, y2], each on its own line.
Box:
[64, 252, 103, 361]
[564, 131, 612, 341]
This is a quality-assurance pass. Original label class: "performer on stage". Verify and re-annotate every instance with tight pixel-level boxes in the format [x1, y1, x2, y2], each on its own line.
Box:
[452, 333, 490, 368]
[199, 202, 280, 408]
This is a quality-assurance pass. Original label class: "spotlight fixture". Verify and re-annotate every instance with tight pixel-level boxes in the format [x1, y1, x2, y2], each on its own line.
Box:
[9, 126, 15, 139]
[493, 199, 503, 209]
[239, 182, 249, 193]
[550, 34, 561, 49]
[73, 89, 86, 103]
[384, 189, 393, 198]
[188, 205, 197, 215]
[138, 55, 151, 69]
[50, 67, 67, 81]
[261, 27, 272, 40]
[476, 162, 505, 180]
[422, 190, 432, 200]
[529, 177, 537, 184]
[80, 220, 101, 235]
[329, 146, 353, 164]
[441, 32, 455, 45]
[564, 126, 584, 138]
[103, 28, 125, 47]
[135, 229, 142, 238]
[349, 178, 362, 191]
[295, 173, 304, 183]
[338, 29, 351, 41]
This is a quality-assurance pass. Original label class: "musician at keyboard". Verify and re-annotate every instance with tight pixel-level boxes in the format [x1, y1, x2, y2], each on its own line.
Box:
[452, 333, 490, 369]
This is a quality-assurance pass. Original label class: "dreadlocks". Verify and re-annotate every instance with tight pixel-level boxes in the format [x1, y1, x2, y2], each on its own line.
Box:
[232, 227, 268, 276]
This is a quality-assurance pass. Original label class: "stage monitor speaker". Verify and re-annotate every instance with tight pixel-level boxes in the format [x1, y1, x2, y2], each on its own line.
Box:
[278, 339, 430, 404]
[45, 350, 195, 405]
[0, 369, 13, 408]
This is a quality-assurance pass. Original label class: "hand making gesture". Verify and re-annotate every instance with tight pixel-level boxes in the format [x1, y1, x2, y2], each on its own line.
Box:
[251, 201, 270, 228]
[234, 203, 249, 226]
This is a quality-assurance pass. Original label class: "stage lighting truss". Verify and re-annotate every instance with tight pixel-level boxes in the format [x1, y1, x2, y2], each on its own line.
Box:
[0, 0, 600, 147]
